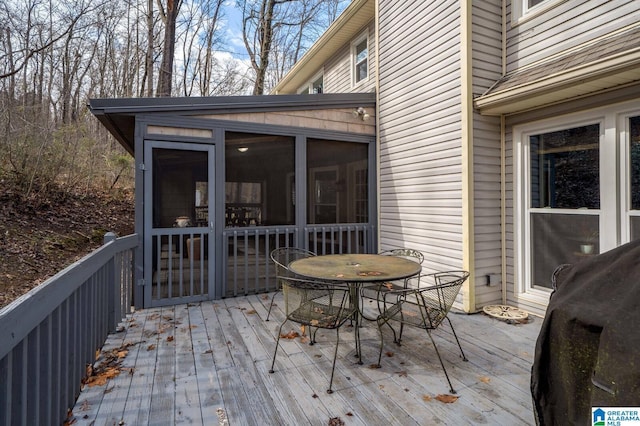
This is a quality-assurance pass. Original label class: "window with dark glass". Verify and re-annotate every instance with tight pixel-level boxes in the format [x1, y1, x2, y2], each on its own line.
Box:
[225, 132, 295, 226]
[528, 124, 600, 289]
[527, 0, 547, 9]
[307, 139, 368, 224]
[312, 75, 323, 94]
[530, 124, 600, 209]
[629, 116, 640, 241]
[354, 39, 368, 83]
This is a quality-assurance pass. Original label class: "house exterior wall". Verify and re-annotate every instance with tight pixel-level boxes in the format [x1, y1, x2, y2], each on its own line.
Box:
[505, 0, 639, 71]
[377, 2, 465, 273]
[471, 0, 504, 309]
[195, 108, 375, 135]
[324, 20, 376, 94]
[502, 0, 640, 317]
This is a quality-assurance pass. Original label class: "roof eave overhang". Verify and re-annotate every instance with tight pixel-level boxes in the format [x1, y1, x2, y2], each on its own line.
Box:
[271, 0, 374, 94]
[474, 50, 640, 116]
[88, 92, 377, 154]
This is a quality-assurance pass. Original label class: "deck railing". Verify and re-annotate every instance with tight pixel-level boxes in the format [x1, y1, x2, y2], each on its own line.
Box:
[0, 233, 137, 426]
[223, 223, 374, 297]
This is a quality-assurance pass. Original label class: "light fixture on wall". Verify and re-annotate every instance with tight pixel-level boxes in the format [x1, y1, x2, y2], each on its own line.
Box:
[237, 147, 249, 153]
[352, 107, 370, 121]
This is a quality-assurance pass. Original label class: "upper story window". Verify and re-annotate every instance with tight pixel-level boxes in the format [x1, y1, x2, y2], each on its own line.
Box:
[512, 0, 565, 24]
[351, 31, 368, 86]
[526, 0, 547, 11]
[297, 72, 323, 94]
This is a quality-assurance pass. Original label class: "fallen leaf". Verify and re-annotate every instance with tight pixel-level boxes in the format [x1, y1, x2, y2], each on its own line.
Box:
[479, 376, 491, 384]
[281, 330, 300, 339]
[385, 351, 394, 357]
[166, 335, 174, 342]
[310, 319, 319, 326]
[312, 393, 319, 398]
[396, 370, 408, 377]
[116, 350, 128, 358]
[435, 394, 459, 404]
[422, 395, 432, 402]
[147, 344, 156, 351]
[346, 412, 353, 417]
[246, 309, 257, 314]
[328, 417, 345, 426]
[203, 349, 212, 354]
[190, 324, 198, 329]
[368, 364, 381, 369]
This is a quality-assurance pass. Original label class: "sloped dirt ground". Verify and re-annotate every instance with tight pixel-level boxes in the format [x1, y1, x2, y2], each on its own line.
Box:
[0, 182, 134, 309]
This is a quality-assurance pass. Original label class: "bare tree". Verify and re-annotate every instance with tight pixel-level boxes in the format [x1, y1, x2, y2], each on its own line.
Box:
[239, 0, 348, 95]
[156, 0, 183, 97]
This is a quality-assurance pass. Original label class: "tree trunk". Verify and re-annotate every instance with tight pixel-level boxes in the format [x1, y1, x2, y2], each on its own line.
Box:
[156, 0, 181, 97]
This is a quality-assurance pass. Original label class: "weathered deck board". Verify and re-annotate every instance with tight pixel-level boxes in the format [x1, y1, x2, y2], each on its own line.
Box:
[72, 293, 542, 425]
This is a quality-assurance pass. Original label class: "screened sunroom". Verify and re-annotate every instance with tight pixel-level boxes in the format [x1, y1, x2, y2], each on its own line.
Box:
[89, 93, 376, 308]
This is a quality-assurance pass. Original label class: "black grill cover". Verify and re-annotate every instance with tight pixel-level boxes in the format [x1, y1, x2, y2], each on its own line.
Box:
[531, 240, 640, 425]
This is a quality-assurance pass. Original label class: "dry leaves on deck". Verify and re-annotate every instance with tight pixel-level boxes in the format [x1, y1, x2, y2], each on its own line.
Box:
[83, 342, 136, 387]
[435, 394, 459, 404]
[328, 417, 345, 426]
[280, 330, 300, 339]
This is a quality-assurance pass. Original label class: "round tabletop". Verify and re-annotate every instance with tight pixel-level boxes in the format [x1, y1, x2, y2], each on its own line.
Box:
[289, 253, 422, 282]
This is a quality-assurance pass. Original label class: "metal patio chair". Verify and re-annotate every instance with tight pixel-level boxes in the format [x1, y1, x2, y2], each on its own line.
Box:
[375, 270, 470, 393]
[266, 247, 317, 321]
[359, 248, 424, 321]
[269, 276, 361, 394]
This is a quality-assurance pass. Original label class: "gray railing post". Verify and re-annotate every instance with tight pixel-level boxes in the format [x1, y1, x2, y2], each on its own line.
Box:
[104, 232, 118, 331]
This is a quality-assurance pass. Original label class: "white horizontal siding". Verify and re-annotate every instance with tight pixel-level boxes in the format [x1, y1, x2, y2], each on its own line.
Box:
[323, 20, 376, 93]
[506, 0, 640, 71]
[378, 0, 464, 275]
[470, 0, 504, 311]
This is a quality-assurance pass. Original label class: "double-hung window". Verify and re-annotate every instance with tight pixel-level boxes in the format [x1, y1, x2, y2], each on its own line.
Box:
[512, 0, 564, 24]
[352, 32, 368, 86]
[514, 100, 640, 303]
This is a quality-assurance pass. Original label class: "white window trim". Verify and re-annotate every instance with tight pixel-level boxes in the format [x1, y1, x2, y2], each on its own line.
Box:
[511, 0, 567, 27]
[351, 30, 369, 88]
[514, 100, 640, 307]
[297, 70, 324, 94]
[514, 112, 606, 305]
[619, 108, 640, 243]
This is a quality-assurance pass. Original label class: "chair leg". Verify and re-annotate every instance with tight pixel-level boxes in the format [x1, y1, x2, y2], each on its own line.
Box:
[445, 317, 468, 361]
[327, 327, 341, 394]
[425, 329, 457, 394]
[354, 319, 362, 365]
[269, 321, 286, 374]
[265, 289, 281, 321]
[376, 318, 386, 367]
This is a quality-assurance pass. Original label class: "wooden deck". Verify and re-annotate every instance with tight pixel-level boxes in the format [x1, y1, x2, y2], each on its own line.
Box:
[71, 293, 542, 425]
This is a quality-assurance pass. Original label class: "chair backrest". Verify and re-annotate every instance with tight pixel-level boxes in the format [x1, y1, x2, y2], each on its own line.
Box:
[379, 248, 425, 264]
[281, 276, 355, 329]
[407, 270, 469, 329]
[270, 247, 316, 278]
